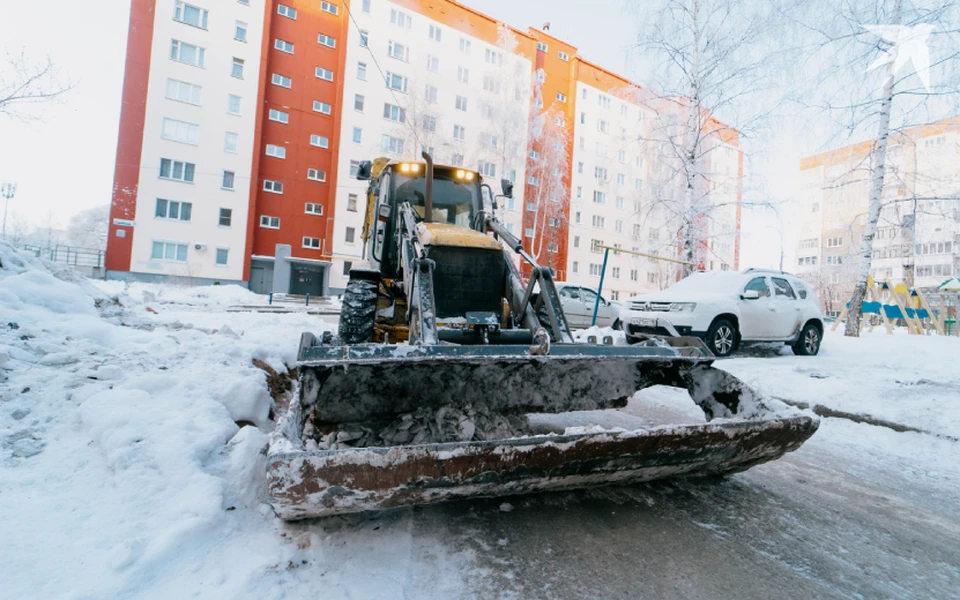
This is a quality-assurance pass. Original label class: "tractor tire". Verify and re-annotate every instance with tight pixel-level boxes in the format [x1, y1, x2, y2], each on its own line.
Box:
[705, 318, 737, 358]
[338, 269, 380, 345]
[791, 322, 822, 356]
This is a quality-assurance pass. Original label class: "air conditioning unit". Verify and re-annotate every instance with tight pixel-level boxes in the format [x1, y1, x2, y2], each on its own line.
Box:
[195, 243, 207, 251]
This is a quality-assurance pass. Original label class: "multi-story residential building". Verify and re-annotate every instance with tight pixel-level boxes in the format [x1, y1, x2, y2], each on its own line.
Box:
[797, 116, 960, 315]
[107, 0, 742, 297]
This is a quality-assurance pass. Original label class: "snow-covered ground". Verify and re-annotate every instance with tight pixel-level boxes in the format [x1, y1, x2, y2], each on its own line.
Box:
[2, 243, 958, 599]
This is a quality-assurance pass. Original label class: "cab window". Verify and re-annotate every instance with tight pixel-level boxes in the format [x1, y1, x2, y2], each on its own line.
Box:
[559, 287, 580, 300]
[744, 277, 770, 297]
[771, 277, 797, 299]
[581, 289, 599, 305]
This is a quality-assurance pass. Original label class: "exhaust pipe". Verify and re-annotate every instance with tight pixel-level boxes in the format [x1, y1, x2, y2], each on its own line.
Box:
[422, 150, 434, 223]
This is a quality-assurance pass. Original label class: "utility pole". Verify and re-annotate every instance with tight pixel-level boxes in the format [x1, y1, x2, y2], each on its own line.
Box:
[1, 183, 17, 242]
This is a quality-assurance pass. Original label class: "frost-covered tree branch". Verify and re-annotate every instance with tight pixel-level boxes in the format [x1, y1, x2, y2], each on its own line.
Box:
[0, 51, 73, 120]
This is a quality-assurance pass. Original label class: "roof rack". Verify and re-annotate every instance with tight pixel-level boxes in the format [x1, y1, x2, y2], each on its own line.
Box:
[743, 267, 797, 277]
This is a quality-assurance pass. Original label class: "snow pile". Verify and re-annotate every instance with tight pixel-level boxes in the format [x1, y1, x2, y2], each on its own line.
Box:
[573, 325, 627, 345]
[304, 404, 532, 449]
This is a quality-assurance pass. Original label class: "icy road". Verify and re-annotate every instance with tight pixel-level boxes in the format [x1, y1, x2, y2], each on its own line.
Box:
[1, 243, 957, 599]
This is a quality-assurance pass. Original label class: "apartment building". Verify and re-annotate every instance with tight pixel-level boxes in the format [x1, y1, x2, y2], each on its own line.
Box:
[797, 116, 960, 313]
[107, 0, 742, 297]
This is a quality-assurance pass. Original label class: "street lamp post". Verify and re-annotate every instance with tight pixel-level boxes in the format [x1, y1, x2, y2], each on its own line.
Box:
[1, 182, 17, 242]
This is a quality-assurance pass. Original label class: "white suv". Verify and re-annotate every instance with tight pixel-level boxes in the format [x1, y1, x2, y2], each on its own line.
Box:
[620, 269, 824, 357]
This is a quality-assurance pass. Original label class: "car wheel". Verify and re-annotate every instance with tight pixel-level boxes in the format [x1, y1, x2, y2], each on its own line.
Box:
[612, 319, 622, 331]
[792, 322, 822, 356]
[706, 318, 737, 358]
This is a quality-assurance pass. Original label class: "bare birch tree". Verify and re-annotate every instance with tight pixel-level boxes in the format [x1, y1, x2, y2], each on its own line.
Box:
[627, 0, 787, 280]
[0, 51, 72, 120]
[525, 71, 570, 268]
[783, 0, 960, 335]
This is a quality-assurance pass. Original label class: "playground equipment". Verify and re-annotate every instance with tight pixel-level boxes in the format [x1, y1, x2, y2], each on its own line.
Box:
[832, 277, 951, 335]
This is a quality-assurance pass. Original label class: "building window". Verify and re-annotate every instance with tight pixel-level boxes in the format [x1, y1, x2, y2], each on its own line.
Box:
[426, 54, 440, 72]
[277, 4, 297, 19]
[214, 248, 228, 266]
[170, 40, 205, 67]
[593, 191, 607, 205]
[227, 94, 242, 115]
[383, 103, 406, 122]
[155, 199, 192, 221]
[385, 72, 408, 92]
[479, 162, 496, 177]
[305, 203, 324, 215]
[271, 73, 292, 88]
[219, 208, 232, 227]
[358, 30, 369, 47]
[457, 66, 469, 84]
[316, 67, 334, 82]
[307, 168, 326, 182]
[235, 22, 247, 42]
[536, 42, 547, 52]
[525, 228, 535, 238]
[352, 127, 362, 143]
[558, 51, 569, 61]
[357, 62, 367, 80]
[222, 171, 235, 190]
[387, 41, 409, 61]
[224, 132, 239, 153]
[429, 24, 442, 41]
[343, 261, 353, 276]
[266, 144, 286, 159]
[165, 78, 202, 105]
[345, 227, 356, 243]
[453, 124, 465, 140]
[268, 108, 288, 123]
[347, 194, 358, 211]
[318, 33, 336, 48]
[354, 94, 365, 112]
[527, 175, 538, 186]
[260, 215, 280, 229]
[174, 2, 208, 28]
[303, 237, 321, 249]
[350, 160, 360, 177]
[424, 84, 438, 103]
[592, 215, 605, 228]
[159, 158, 195, 183]
[263, 180, 283, 194]
[275, 39, 294, 53]
[310, 134, 329, 148]
[451, 154, 464, 166]
[390, 8, 412, 28]
[314, 100, 332, 114]
[556, 92, 566, 103]
[381, 134, 404, 154]
[320, 1, 338, 15]
[484, 48, 501, 65]
[455, 95, 468, 112]
[459, 38, 471, 54]
[422, 115, 437, 132]
[161, 118, 199, 145]
[151, 241, 188, 262]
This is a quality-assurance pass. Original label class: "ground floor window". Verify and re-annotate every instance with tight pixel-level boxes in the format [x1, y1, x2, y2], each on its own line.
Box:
[151, 241, 187, 262]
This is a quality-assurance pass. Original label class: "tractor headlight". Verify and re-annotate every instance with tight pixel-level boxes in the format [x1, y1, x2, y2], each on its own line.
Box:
[669, 302, 697, 312]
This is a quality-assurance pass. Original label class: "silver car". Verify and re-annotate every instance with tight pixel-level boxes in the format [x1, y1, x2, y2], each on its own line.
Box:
[554, 283, 622, 329]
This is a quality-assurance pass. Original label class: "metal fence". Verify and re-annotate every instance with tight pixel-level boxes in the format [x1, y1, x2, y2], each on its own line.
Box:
[20, 244, 106, 276]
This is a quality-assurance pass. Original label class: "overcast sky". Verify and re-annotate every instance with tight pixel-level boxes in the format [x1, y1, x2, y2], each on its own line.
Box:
[0, 0, 792, 268]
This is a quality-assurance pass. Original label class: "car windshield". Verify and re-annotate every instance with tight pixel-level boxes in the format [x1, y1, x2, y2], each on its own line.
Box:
[660, 272, 750, 295]
[393, 168, 480, 228]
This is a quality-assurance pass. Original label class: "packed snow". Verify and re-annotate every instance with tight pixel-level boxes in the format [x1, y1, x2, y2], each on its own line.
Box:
[2, 242, 958, 598]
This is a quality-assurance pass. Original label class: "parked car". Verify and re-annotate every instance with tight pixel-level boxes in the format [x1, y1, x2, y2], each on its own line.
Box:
[619, 269, 824, 357]
[554, 283, 622, 329]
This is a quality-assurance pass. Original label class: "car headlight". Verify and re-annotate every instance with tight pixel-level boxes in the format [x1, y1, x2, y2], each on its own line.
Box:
[669, 302, 697, 312]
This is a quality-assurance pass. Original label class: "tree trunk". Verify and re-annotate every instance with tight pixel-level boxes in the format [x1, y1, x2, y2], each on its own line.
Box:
[844, 0, 901, 336]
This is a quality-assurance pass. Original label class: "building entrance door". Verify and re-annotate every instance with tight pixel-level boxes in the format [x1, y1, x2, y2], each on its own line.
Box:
[289, 263, 326, 296]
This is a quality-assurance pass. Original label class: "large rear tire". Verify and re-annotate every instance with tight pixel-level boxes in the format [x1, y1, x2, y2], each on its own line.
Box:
[338, 270, 379, 344]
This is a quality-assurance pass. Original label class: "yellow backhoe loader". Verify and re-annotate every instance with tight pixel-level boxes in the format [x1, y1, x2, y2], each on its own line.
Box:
[266, 153, 817, 520]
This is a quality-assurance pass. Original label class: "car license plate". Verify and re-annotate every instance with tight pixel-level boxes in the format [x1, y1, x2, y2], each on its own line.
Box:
[632, 317, 655, 326]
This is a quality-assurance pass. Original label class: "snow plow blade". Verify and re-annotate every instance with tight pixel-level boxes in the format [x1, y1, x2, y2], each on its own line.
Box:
[266, 337, 817, 519]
